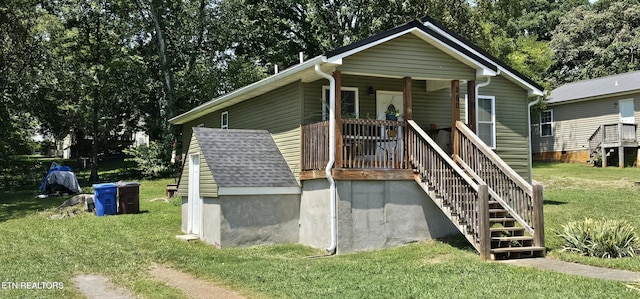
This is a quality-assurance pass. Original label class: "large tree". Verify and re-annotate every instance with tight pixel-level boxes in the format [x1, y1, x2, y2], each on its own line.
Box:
[548, 0, 640, 87]
[0, 0, 49, 159]
[217, 0, 475, 70]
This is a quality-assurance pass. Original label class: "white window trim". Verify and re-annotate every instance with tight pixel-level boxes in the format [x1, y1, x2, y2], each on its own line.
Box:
[221, 111, 228, 129]
[322, 86, 359, 120]
[540, 109, 553, 137]
[476, 95, 496, 149]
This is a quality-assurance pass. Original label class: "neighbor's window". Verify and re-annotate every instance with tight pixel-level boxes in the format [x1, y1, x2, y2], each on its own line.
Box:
[322, 86, 359, 120]
[221, 111, 228, 129]
[540, 110, 553, 137]
[477, 96, 496, 149]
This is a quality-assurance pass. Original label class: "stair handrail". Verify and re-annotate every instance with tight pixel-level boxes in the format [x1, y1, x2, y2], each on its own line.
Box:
[453, 121, 542, 242]
[409, 121, 479, 189]
[455, 157, 534, 236]
[407, 120, 491, 258]
[454, 121, 532, 194]
[588, 125, 603, 156]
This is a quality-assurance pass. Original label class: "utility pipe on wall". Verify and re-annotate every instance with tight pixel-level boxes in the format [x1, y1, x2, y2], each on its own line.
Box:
[314, 64, 337, 254]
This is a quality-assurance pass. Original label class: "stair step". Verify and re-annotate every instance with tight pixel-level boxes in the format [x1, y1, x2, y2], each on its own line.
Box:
[489, 208, 507, 213]
[490, 217, 515, 222]
[491, 236, 534, 241]
[490, 246, 545, 254]
[490, 227, 525, 232]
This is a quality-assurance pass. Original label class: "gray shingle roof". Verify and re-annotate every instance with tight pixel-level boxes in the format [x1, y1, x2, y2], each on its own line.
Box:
[192, 127, 298, 188]
[548, 70, 640, 104]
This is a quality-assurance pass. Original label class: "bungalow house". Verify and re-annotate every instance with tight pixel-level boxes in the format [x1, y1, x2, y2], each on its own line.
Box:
[169, 18, 546, 260]
[531, 71, 640, 167]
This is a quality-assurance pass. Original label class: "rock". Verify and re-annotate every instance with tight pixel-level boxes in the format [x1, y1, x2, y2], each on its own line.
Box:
[58, 194, 94, 209]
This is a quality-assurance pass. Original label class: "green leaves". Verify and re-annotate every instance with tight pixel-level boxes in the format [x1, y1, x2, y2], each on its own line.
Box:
[549, 1, 640, 87]
[557, 218, 640, 258]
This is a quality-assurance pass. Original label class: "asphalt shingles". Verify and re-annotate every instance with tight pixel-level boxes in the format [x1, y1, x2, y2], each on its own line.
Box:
[192, 127, 298, 188]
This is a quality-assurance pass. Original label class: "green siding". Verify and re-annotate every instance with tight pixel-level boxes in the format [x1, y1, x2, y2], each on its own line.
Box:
[179, 81, 303, 177]
[303, 79, 325, 124]
[338, 33, 476, 80]
[177, 132, 218, 198]
[480, 76, 531, 180]
[532, 93, 640, 153]
[413, 85, 453, 130]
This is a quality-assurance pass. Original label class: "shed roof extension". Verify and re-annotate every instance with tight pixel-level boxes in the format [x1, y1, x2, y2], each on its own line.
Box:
[548, 70, 640, 105]
[193, 127, 298, 188]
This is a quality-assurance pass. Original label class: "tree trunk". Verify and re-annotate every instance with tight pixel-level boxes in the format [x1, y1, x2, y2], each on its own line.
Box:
[89, 89, 100, 183]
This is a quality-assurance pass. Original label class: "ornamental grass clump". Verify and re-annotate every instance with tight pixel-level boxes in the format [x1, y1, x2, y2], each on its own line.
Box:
[557, 218, 640, 258]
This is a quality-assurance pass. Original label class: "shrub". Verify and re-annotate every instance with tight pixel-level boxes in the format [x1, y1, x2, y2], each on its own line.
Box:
[556, 218, 640, 258]
[123, 141, 174, 179]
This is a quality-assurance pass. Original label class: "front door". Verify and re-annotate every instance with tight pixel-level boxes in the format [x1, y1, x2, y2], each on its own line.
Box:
[619, 99, 635, 124]
[376, 91, 403, 166]
[188, 154, 201, 236]
[376, 91, 404, 121]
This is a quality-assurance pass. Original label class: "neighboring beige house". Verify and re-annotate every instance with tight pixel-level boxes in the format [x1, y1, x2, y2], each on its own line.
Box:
[531, 71, 640, 167]
[170, 18, 547, 260]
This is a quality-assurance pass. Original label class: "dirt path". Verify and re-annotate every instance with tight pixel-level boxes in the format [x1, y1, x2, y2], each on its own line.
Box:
[73, 275, 135, 299]
[150, 264, 247, 299]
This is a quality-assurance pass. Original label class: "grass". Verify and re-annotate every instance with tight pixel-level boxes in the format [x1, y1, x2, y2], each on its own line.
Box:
[0, 159, 639, 298]
[534, 162, 640, 271]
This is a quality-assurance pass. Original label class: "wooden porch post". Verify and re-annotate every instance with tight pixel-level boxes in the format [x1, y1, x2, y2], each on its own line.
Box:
[478, 184, 491, 260]
[532, 182, 546, 256]
[403, 77, 412, 169]
[618, 123, 624, 168]
[451, 80, 460, 156]
[467, 80, 476, 133]
[403, 77, 413, 120]
[334, 71, 343, 169]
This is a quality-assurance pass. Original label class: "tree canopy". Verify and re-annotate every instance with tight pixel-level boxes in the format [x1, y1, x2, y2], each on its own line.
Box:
[2, 0, 639, 170]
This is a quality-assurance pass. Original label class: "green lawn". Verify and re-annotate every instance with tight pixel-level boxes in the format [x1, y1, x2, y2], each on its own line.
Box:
[0, 160, 639, 298]
[534, 162, 640, 271]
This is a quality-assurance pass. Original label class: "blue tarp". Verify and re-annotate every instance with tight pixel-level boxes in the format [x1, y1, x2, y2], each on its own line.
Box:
[39, 162, 82, 194]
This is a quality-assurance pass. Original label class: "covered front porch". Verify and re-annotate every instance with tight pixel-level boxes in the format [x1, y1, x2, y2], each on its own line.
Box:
[300, 72, 480, 181]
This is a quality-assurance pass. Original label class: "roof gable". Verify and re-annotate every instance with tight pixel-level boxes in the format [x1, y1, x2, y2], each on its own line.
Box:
[193, 127, 298, 188]
[548, 70, 640, 105]
[326, 20, 498, 76]
[337, 32, 476, 80]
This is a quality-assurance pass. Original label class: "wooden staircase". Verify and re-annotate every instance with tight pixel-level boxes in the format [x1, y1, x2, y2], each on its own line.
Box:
[487, 201, 544, 259]
[407, 120, 545, 260]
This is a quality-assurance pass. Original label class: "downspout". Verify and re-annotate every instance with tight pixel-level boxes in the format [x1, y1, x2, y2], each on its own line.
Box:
[527, 97, 541, 184]
[474, 77, 491, 128]
[475, 77, 491, 102]
[314, 64, 337, 254]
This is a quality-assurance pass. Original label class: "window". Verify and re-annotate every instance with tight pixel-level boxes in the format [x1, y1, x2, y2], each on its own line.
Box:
[540, 110, 553, 137]
[477, 96, 496, 149]
[322, 86, 359, 120]
[619, 99, 635, 124]
[221, 111, 228, 129]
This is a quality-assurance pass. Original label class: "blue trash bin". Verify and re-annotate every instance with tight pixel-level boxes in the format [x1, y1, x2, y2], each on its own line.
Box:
[93, 183, 118, 216]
